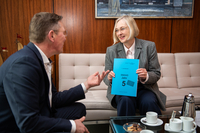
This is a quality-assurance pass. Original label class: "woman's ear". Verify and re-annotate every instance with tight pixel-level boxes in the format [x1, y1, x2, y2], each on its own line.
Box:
[47, 30, 55, 42]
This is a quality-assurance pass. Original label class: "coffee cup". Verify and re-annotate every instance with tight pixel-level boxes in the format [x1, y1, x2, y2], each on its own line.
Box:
[180, 116, 196, 132]
[146, 111, 157, 124]
[169, 118, 182, 131]
[140, 129, 154, 133]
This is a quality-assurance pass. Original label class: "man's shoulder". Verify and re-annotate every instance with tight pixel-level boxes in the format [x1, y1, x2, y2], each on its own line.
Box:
[10, 46, 35, 60]
[2, 45, 39, 68]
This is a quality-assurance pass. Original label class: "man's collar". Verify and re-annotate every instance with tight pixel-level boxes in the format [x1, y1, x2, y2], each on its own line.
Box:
[34, 44, 50, 64]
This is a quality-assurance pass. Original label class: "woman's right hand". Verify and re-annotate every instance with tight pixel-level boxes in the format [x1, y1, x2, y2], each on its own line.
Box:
[107, 71, 115, 82]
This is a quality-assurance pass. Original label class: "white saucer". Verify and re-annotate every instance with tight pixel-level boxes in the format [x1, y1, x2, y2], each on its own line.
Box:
[164, 123, 197, 133]
[140, 117, 163, 126]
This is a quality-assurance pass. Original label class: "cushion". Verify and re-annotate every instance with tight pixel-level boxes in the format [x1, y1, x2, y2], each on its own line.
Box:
[59, 54, 107, 91]
[175, 53, 200, 88]
[157, 53, 178, 88]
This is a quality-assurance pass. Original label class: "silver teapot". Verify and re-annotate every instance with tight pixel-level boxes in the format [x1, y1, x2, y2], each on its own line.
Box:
[181, 93, 196, 119]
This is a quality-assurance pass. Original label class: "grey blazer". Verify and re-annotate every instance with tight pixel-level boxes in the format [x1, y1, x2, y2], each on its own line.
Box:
[103, 38, 166, 111]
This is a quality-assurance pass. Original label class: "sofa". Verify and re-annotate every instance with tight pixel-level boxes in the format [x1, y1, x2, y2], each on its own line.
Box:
[58, 53, 200, 121]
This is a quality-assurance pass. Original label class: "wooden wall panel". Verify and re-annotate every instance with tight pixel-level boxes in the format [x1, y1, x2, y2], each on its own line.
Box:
[171, 0, 200, 53]
[54, 0, 115, 53]
[54, 0, 172, 54]
[136, 19, 172, 53]
[0, 0, 55, 84]
[0, 0, 53, 59]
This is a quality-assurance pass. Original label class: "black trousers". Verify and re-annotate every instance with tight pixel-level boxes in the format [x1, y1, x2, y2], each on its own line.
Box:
[114, 83, 161, 116]
[54, 102, 86, 120]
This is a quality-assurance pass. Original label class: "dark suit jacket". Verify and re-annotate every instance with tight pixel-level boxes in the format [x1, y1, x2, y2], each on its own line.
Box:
[103, 38, 166, 111]
[0, 42, 85, 132]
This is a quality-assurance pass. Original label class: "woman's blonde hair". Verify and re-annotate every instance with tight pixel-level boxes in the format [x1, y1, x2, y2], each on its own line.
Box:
[113, 15, 139, 44]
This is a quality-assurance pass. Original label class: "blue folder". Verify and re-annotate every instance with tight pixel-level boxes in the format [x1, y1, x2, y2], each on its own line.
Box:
[111, 58, 139, 97]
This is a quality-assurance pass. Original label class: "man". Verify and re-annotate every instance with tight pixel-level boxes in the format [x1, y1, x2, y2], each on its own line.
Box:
[0, 12, 109, 133]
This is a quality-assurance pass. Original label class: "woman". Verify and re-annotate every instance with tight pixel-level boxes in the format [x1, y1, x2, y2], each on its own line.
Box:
[103, 15, 166, 116]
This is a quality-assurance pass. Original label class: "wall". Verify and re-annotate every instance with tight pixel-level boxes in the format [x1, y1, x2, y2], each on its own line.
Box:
[0, 0, 56, 83]
[0, 0, 200, 88]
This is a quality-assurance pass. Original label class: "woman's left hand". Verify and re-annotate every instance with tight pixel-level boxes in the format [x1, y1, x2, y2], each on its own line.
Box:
[136, 68, 147, 81]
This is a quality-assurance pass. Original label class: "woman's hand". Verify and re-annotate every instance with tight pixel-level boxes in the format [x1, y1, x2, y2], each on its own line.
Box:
[107, 71, 115, 82]
[136, 68, 147, 81]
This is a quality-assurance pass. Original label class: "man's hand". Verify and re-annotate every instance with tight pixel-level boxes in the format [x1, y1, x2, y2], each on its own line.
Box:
[84, 70, 109, 90]
[107, 71, 115, 82]
[75, 116, 89, 133]
[136, 68, 147, 81]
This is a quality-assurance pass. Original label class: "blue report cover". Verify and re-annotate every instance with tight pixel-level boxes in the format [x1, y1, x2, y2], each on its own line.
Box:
[111, 58, 139, 97]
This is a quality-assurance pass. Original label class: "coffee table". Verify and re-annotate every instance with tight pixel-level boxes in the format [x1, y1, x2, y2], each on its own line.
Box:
[109, 115, 200, 133]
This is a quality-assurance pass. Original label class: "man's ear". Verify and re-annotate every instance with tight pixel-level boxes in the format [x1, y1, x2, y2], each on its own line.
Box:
[48, 30, 55, 42]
